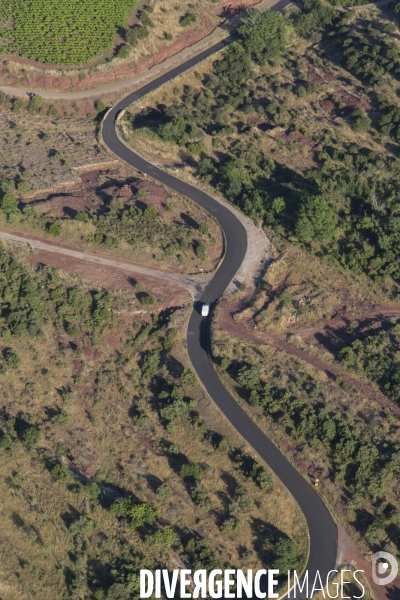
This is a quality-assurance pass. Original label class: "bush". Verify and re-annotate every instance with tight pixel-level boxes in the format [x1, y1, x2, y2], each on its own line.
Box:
[95, 99, 106, 113]
[143, 205, 157, 218]
[28, 95, 44, 112]
[51, 461, 71, 483]
[139, 11, 154, 27]
[116, 45, 130, 59]
[180, 463, 202, 481]
[195, 240, 207, 260]
[12, 99, 24, 112]
[0, 192, 18, 215]
[180, 13, 196, 27]
[156, 484, 172, 499]
[153, 526, 175, 547]
[4, 348, 20, 369]
[22, 427, 41, 447]
[182, 368, 197, 387]
[139, 294, 155, 306]
[279, 290, 293, 306]
[126, 24, 149, 46]
[47, 223, 61, 236]
[47, 104, 58, 117]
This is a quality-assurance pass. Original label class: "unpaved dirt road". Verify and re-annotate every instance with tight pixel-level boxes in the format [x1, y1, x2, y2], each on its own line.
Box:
[0, 229, 210, 298]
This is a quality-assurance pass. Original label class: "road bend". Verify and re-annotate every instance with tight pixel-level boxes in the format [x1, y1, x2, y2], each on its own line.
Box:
[102, 21, 337, 600]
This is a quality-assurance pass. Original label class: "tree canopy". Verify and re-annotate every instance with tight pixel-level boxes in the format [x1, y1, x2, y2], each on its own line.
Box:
[238, 10, 287, 62]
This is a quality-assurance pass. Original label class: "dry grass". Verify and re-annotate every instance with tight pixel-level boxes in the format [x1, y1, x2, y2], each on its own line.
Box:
[238, 246, 396, 333]
[0, 164, 224, 275]
[0, 104, 104, 193]
[0, 247, 307, 599]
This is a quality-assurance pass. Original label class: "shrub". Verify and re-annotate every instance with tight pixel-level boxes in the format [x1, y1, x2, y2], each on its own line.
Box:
[143, 206, 157, 218]
[180, 13, 196, 27]
[163, 328, 177, 350]
[139, 294, 155, 306]
[195, 240, 207, 260]
[95, 99, 106, 112]
[180, 463, 202, 481]
[279, 290, 293, 306]
[156, 484, 172, 499]
[139, 11, 154, 27]
[4, 348, 20, 369]
[51, 461, 71, 483]
[47, 104, 58, 117]
[28, 95, 44, 112]
[22, 427, 41, 447]
[181, 368, 197, 387]
[47, 223, 61, 236]
[0, 192, 18, 215]
[153, 526, 176, 547]
[116, 45, 130, 59]
[12, 99, 24, 112]
[126, 24, 149, 46]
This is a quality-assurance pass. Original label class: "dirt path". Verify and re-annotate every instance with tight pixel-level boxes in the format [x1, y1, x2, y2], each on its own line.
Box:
[0, 0, 292, 99]
[219, 297, 400, 416]
[0, 229, 210, 299]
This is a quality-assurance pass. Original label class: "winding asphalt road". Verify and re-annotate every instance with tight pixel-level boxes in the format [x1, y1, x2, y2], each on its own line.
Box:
[102, 20, 337, 600]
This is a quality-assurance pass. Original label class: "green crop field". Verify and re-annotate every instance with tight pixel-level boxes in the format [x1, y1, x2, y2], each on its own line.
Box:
[0, 0, 137, 65]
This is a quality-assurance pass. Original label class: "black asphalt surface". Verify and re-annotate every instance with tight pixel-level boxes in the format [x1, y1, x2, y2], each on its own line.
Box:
[102, 17, 338, 598]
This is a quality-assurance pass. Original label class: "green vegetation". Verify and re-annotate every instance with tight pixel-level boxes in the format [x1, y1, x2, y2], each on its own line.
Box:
[180, 13, 197, 27]
[124, 2, 400, 565]
[212, 322, 400, 561]
[0, 245, 304, 598]
[128, 6, 400, 294]
[0, 0, 138, 65]
[339, 319, 400, 404]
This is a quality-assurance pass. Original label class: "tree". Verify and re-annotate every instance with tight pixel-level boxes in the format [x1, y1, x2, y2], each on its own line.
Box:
[295, 195, 336, 243]
[238, 10, 287, 62]
[272, 538, 298, 571]
[182, 368, 197, 387]
[117, 45, 130, 59]
[237, 364, 261, 389]
[0, 192, 18, 215]
[158, 117, 188, 144]
[153, 526, 176, 547]
[47, 223, 61, 236]
[180, 463, 202, 481]
[22, 426, 41, 447]
[129, 504, 158, 529]
[143, 206, 157, 219]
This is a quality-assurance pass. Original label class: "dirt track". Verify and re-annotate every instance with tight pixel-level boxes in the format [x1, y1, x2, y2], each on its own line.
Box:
[0, 229, 210, 299]
[219, 297, 400, 417]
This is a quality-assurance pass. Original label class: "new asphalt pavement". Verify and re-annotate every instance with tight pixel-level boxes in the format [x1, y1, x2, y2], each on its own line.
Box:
[102, 23, 338, 600]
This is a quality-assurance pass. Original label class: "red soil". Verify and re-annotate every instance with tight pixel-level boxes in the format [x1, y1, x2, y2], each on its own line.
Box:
[0, 0, 261, 92]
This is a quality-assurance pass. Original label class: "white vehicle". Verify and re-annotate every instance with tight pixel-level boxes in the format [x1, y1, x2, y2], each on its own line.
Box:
[201, 304, 210, 317]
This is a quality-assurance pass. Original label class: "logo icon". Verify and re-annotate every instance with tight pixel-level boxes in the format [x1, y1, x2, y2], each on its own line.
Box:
[372, 551, 398, 586]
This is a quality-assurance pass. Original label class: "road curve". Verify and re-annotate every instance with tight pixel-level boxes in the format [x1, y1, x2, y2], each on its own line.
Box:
[102, 25, 338, 600]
